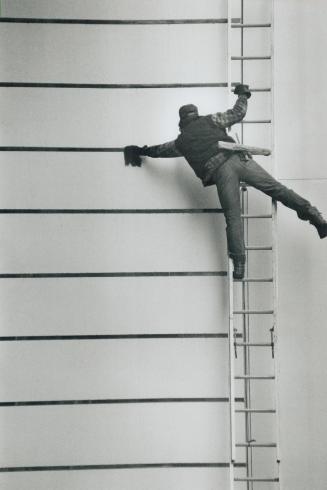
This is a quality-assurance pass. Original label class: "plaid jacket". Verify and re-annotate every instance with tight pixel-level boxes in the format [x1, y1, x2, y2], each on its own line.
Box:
[144, 95, 248, 186]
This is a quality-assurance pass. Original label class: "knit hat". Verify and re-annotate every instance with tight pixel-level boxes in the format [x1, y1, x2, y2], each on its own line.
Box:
[179, 104, 199, 119]
[178, 104, 199, 128]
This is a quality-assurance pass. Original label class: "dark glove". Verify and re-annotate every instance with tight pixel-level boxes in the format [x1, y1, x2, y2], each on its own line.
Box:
[233, 83, 251, 99]
[124, 146, 144, 167]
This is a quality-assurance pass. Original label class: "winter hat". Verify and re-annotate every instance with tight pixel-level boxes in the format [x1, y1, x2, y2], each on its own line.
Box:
[179, 104, 199, 119]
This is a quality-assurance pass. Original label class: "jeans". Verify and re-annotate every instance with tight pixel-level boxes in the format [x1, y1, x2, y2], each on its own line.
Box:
[214, 153, 312, 258]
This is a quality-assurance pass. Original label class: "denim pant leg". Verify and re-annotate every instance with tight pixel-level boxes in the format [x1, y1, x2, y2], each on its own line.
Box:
[237, 158, 312, 219]
[214, 158, 245, 257]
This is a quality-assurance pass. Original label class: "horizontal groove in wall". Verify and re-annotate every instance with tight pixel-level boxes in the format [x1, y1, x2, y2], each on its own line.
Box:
[0, 208, 224, 214]
[0, 333, 243, 341]
[0, 82, 269, 90]
[0, 82, 228, 89]
[0, 462, 245, 473]
[280, 177, 327, 182]
[0, 397, 245, 407]
[232, 23, 271, 28]
[0, 17, 241, 25]
[0, 147, 122, 152]
[242, 120, 271, 124]
[0, 271, 228, 279]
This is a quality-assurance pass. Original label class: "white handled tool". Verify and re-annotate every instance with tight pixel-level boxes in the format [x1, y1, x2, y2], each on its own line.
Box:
[218, 141, 271, 156]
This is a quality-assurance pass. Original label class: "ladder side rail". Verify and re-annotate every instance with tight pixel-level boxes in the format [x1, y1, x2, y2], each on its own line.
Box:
[228, 258, 236, 481]
[272, 201, 282, 469]
[270, 1, 282, 484]
[227, 5, 235, 490]
[271, 0, 282, 486]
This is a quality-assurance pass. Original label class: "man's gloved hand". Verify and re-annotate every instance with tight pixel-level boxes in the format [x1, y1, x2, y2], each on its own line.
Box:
[233, 83, 251, 99]
[124, 145, 146, 167]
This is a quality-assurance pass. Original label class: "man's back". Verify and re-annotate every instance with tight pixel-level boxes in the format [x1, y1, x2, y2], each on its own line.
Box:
[175, 115, 234, 179]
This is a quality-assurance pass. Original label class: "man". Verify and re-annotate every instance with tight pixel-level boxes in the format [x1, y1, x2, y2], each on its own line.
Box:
[124, 84, 327, 279]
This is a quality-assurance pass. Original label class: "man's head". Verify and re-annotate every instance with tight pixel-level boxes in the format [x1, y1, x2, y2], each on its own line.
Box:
[178, 104, 199, 129]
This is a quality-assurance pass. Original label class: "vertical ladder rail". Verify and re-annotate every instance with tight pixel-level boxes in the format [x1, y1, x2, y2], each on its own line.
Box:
[228, 257, 236, 488]
[227, 0, 232, 101]
[272, 200, 282, 478]
[227, 3, 235, 489]
[271, 1, 282, 483]
[241, 188, 254, 490]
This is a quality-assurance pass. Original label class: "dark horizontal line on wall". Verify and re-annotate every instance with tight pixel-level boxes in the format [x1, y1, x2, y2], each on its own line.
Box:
[0, 17, 240, 25]
[280, 177, 327, 182]
[0, 462, 245, 473]
[232, 23, 271, 28]
[0, 208, 224, 214]
[0, 82, 229, 89]
[0, 146, 123, 152]
[232, 55, 271, 61]
[251, 88, 271, 92]
[242, 120, 271, 124]
[0, 82, 269, 91]
[0, 333, 243, 341]
[0, 397, 245, 407]
[0, 208, 224, 215]
[0, 271, 228, 279]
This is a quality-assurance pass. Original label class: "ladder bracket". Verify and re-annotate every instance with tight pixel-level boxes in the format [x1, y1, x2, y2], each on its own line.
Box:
[233, 328, 238, 358]
[270, 326, 276, 358]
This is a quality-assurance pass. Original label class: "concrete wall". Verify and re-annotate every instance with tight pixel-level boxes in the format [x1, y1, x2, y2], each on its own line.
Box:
[0, 1, 326, 489]
[275, 1, 327, 489]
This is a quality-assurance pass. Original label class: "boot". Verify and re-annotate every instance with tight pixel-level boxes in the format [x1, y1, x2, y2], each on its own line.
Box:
[315, 222, 327, 239]
[307, 207, 327, 239]
[232, 255, 246, 280]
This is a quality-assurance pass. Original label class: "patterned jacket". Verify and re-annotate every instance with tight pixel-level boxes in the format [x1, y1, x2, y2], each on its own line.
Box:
[144, 95, 248, 186]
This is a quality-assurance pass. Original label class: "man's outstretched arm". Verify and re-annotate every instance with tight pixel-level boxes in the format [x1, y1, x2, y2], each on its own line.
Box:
[142, 140, 182, 158]
[211, 84, 251, 128]
[124, 140, 182, 167]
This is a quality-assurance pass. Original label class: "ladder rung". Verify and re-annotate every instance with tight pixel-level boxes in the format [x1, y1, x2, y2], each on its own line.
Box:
[235, 409, 276, 413]
[232, 23, 272, 28]
[236, 443, 277, 448]
[241, 216, 273, 220]
[233, 310, 274, 314]
[235, 375, 275, 380]
[235, 477, 279, 482]
[235, 342, 272, 347]
[232, 56, 271, 60]
[245, 246, 273, 250]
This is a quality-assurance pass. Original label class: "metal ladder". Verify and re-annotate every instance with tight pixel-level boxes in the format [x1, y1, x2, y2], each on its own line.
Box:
[227, 0, 281, 488]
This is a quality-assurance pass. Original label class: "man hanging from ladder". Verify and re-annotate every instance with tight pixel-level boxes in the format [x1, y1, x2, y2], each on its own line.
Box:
[124, 84, 327, 279]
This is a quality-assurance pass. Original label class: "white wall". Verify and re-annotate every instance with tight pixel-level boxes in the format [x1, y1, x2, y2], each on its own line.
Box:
[0, 2, 236, 489]
[275, 1, 327, 489]
[0, 1, 326, 490]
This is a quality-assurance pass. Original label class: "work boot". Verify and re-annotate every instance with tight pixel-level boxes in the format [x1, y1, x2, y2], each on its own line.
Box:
[232, 255, 246, 280]
[307, 207, 327, 239]
[315, 222, 327, 239]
